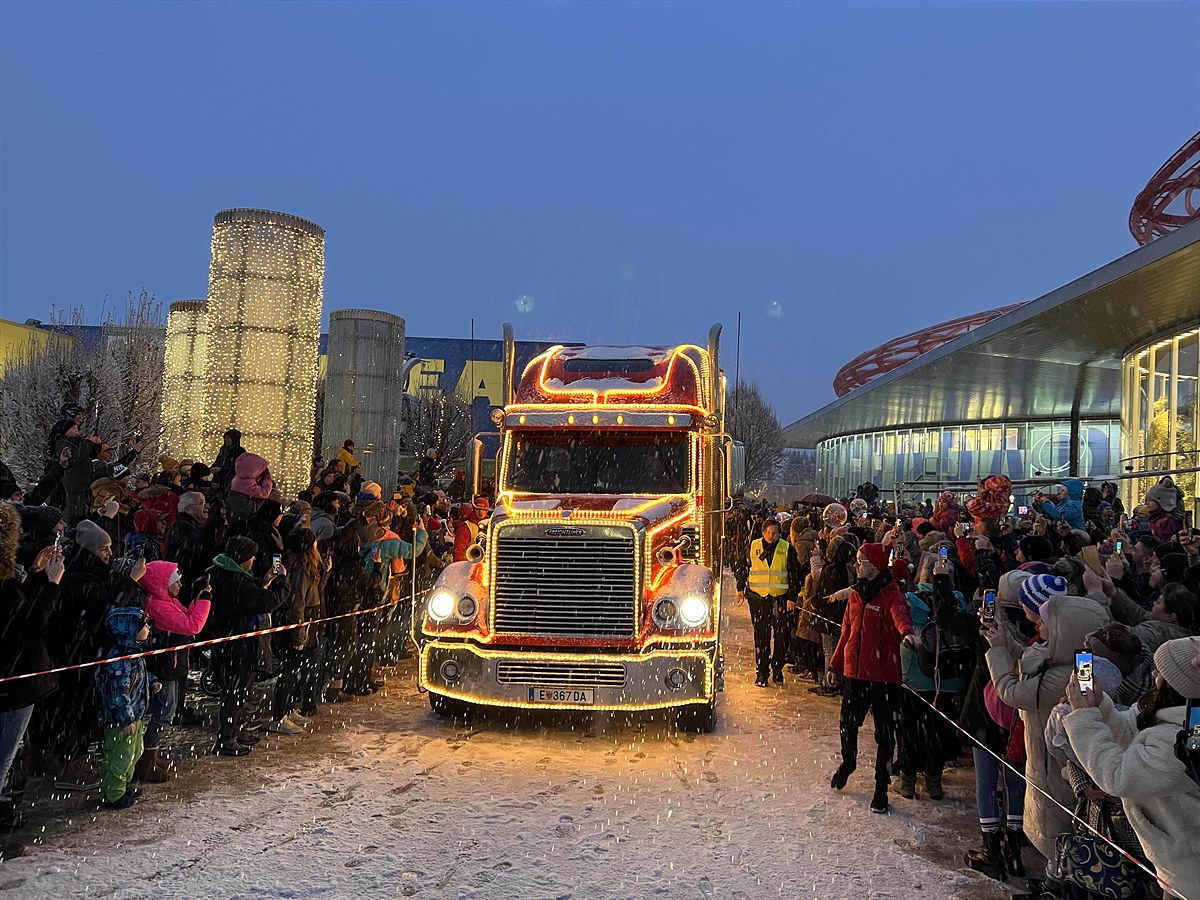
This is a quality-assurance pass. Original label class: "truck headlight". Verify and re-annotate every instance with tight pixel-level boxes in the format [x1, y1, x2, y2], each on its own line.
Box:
[457, 596, 478, 620]
[678, 596, 709, 627]
[652, 598, 680, 628]
[428, 591, 457, 622]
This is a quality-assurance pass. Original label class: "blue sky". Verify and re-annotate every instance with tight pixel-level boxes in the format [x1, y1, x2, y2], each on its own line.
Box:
[1, 1, 1196, 425]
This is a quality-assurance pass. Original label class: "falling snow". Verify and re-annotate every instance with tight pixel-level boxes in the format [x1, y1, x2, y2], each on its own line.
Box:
[3, 578, 1007, 900]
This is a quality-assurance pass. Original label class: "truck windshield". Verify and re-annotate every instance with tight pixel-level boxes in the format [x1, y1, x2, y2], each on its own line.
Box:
[505, 432, 690, 495]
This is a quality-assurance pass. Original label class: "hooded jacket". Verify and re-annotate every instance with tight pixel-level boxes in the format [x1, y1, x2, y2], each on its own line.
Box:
[1037, 478, 1085, 531]
[985, 595, 1112, 862]
[142, 560, 210, 679]
[51, 546, 141, 667]
[1065, 697, 1200, 900]
[230, 453, 274, 500]
[206, 555, 288, 676]
[94, 606, 155, 728]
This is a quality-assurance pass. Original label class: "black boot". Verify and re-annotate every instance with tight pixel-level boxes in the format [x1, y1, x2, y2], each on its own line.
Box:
[869, 780, 889, 814]
[964, 831, 1006, 882]
[1004, 828, 1027, 878]
[830, 762, 855, 790]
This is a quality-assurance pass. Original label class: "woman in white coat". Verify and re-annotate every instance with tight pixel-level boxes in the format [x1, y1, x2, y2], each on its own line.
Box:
[1063, 636, 1200, 900]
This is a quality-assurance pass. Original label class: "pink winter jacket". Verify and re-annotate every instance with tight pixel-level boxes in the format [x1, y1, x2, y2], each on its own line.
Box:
[142, 561, 211, 674]
[230, 453, 274, 500]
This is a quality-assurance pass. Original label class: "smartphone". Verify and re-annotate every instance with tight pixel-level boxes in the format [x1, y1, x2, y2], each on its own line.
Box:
[272, 553, 282, 573]
[1017, 506, 1028, 515]
[1115, 539, 1123, 556]
[53, 530, 62, 551]
[1075, 650, 1094, 693]
[939, 546, 948, 560]
[1186, 702, 1200, 753]
[982, 589, 997, 623]
[888, 548, 895, 566]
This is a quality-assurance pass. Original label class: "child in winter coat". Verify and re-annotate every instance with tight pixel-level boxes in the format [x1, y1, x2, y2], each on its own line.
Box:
[94, 607, 159, 809]
[140, 561, 210, 781]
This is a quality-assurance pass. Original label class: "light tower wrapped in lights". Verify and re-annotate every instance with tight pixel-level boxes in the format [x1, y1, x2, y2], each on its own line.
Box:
[162, 299, 208, 457]
[201, 208, 324, 497]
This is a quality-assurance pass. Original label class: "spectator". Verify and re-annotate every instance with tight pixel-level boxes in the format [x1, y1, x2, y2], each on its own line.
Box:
[269, 528, 327, 734]
[826, 542, 916, 814]
[93, 607, 157, 809]
[336, 441, 360, 474]
[1144, 480, 1186, 544]
[205, 536, 288, 756]
[140, 561, 210, 782]
[225, 452, 274, 525]
[1063, 636, 1200, 900]
[982, 576, 1111, 892]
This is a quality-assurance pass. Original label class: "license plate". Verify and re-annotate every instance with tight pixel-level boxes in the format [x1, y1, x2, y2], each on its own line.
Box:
[527, 687, 595, 704]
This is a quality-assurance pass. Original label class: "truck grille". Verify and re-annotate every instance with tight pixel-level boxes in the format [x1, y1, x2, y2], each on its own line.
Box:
[492, 533, 638, 637]
[496, 661, 627, 687]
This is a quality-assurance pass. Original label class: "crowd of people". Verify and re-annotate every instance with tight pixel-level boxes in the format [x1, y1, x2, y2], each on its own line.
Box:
[729, 476, 1200, 899]
[3, 406, 1200, 897]
[0, 411, 493, 860]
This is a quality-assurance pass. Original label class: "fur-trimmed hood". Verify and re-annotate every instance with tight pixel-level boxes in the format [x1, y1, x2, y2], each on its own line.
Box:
[0, 503, 19, 580]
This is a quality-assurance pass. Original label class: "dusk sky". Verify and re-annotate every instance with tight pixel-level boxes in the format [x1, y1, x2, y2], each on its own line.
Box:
[1, 2, 1196, 426]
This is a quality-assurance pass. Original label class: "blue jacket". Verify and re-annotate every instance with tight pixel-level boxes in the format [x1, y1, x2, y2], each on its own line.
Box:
[1038, 478, 1085, 530]
[95, 606, 155, 728]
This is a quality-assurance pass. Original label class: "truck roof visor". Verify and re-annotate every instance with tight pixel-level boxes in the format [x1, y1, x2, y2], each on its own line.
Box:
[562, 358, 655, 374]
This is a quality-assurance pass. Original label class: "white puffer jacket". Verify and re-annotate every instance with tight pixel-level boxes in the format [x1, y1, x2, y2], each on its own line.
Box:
[1064, 696, 1200, 900]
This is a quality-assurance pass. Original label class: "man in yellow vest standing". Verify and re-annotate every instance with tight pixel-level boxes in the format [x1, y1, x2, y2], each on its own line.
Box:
[736, 518, 802, 687]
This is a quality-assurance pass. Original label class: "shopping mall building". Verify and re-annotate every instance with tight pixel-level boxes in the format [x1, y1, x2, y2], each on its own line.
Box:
[783, 132, 1200, 515]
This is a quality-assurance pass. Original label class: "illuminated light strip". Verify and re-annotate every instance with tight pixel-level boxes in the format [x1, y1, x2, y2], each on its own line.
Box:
[419, 645, 714, 711]
[533, 344, 706, 404]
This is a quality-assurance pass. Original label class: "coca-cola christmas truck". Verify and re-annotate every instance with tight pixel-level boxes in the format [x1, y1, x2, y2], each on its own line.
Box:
[417, 324, 744, 732]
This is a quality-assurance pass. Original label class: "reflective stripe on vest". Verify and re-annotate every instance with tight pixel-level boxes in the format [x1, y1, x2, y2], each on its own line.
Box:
[747, 538, 789, 596]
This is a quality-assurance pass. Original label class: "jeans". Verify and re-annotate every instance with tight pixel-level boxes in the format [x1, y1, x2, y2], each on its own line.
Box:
[839, 678, 902, 787]
[0, 706, 35, 796]
[972, 745, 1025, 831]
[145, 679, 181, 750]
[101, 721, 144, 802]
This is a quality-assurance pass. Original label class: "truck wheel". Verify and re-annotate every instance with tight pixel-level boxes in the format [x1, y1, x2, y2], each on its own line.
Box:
[675, 698, 716, 734]
[428, 691, 470, 720]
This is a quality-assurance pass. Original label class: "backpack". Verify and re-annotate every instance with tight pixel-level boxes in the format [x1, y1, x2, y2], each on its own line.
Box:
[915, 591, 976, 680]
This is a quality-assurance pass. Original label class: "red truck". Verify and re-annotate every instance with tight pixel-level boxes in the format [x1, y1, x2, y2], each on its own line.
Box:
[417, 324, 744, 732]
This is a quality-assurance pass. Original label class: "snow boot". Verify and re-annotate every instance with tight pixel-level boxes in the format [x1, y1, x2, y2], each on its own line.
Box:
[964, 831, 1006, 882]
[895, 775, 916, 799]
[134, 748, 171, 783]
[1004, 828, 1027, 878]
[924, 773, 944, 800]
[53, 756, 100, 791]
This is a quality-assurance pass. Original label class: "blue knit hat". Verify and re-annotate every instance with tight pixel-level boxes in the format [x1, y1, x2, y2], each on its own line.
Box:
[1017, 574, 1069, 616]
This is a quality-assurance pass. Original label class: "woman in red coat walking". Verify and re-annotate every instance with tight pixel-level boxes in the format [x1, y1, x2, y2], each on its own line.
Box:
[825, 542, 916, 813]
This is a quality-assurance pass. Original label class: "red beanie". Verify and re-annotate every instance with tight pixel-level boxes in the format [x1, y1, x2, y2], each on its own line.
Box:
[859, 542, 889, 572]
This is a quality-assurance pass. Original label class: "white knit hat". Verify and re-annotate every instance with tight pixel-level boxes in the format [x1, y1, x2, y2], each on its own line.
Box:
[1153, 637, 1200, 700]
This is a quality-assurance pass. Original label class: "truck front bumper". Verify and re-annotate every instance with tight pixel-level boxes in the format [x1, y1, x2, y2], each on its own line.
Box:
[420, 642, 714, 711]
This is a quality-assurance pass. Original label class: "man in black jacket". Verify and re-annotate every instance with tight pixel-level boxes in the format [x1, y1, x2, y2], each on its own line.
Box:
[164, 492, 218, 603]
[735, 519, 803, 687]
[206, 536, 288, 756]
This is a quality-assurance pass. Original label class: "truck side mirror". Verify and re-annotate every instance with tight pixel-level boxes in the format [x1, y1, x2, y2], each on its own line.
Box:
[724, 439, 746, 500]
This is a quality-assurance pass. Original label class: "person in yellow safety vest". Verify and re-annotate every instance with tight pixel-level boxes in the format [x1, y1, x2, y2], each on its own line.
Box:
[736, 518, 802, 687]
[337, 440, 361, 474]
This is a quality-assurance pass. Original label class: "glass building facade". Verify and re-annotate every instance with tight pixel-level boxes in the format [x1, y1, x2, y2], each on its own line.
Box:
[815, 419, 1121, 501]
[1122, 325, 1199, 507]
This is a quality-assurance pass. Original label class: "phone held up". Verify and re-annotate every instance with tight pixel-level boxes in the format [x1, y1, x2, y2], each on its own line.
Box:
[272, 553, 282, 574]
[982, 589, 997, 623]
[1075, 650, 1094, 693]
[1187, 702, 1200, 753]
[939, 546, 948, 560]
[53, 530, 62, 551]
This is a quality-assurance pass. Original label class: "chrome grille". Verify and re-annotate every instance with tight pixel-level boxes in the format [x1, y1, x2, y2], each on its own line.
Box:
[492, 532, 637, 636]
[496, 661, 627, 687]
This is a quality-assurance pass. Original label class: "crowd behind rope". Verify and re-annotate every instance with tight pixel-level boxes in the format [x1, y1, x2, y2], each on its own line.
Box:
[727, 477, 1200, 900]
[0, 412, 492, 861]
[1, 409, 1199, 896]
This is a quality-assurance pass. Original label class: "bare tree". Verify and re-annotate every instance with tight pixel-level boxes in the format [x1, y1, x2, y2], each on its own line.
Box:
[404, 388, 475, 469]
[726, 382, 784, 491]
[0, 292, 165, 487]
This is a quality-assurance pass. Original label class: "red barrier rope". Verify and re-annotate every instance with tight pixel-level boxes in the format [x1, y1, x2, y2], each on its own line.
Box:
[0, 593, 409, 684]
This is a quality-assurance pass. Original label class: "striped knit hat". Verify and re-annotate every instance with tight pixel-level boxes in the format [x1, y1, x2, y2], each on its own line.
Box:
[1017, 574, 1069, 617]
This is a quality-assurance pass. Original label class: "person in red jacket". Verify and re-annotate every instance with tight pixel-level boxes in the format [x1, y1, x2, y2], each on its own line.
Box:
[826, 542, 917, 814]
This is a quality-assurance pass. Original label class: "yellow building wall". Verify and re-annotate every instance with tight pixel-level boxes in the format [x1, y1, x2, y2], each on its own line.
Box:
[0, 319, 68, 375]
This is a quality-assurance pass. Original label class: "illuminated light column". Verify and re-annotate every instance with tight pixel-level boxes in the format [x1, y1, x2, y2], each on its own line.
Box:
[201, 208, 324, 498]
[324, 309, 407, 488]
[162, 299, 208, 456]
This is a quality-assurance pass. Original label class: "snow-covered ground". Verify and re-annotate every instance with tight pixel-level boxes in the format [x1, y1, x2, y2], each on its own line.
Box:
[3, 580, 1012, 900]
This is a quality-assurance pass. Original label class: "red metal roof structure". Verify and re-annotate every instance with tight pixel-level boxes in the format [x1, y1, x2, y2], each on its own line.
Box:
[1129, 130, 1200, 246]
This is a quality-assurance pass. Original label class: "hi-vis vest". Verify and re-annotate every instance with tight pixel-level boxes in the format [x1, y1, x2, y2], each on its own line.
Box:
[747, 538, 789, 597]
